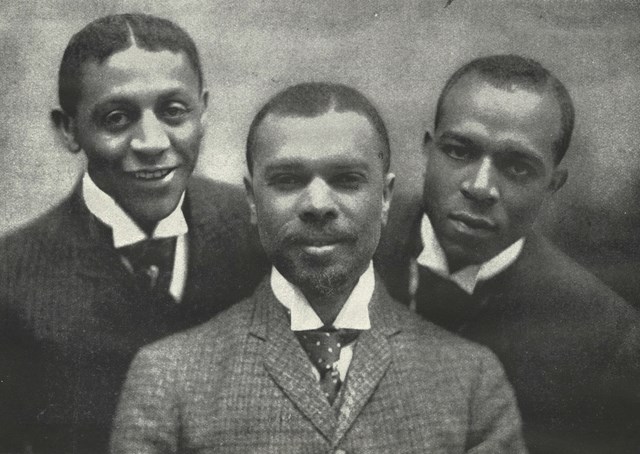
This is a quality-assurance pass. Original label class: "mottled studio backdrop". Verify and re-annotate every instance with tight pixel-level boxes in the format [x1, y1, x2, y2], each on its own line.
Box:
[1, 0, 639, 305]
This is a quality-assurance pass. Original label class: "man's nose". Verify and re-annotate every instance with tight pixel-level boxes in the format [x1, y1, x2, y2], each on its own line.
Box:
[130, 111, 170, 155]
[461, 157, 500, 205]
[299, 177, 338, 223]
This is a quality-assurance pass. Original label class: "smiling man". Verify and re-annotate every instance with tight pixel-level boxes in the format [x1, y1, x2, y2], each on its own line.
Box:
[0, 14, 268, 454]
[111, 82, 525, 453]
[376, 54, 640, 453]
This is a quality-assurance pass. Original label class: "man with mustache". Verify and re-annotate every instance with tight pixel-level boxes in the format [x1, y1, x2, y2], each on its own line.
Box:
[0, 14, 268, 453]
[376, 54, 640, 453]
[111, 82, 525, 453]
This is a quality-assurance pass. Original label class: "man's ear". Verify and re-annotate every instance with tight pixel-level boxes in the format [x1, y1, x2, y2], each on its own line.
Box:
[422, 130, 434, 155]
[243, 176, 258, 225]
[381, 173, 395, 226]
[549, 167, 568, 193]
[51, 109, 81, 153]
[200, 90, 209, 123]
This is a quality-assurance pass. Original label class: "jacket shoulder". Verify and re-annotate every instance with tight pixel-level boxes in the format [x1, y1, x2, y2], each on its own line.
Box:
[513, 232, 630, 308]
[403, 301, 491, 346]
[389, 295, 504, 372]
[186, 177, 249, 223]
[134, 296, 255, 364]
[0, 197, 78, 268]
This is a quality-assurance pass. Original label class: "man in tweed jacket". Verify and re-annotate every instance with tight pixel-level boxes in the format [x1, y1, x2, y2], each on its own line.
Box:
[111, 83, 525, 453]
[0, 14, 268, 454]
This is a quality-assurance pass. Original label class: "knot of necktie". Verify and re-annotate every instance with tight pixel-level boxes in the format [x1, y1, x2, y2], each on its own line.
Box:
[118, 237, 177, 292]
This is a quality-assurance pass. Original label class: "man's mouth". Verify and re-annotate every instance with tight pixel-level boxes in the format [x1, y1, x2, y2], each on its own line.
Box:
[288, 232, 355, 256]
[449, 212, 497, 231]
[128, 168, 175, 181]
[302, 244, 338, 255]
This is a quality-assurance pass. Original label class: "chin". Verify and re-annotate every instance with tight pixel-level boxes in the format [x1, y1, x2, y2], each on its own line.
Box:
[298, 269, 351, 298]
[276, 255, 352, 296]
[129, 201, 179, 227]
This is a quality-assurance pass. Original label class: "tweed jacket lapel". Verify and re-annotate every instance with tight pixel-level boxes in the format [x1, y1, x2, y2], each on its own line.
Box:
[248, 277, 402, 445]
[334, 280, 400, 444]
[249, 280, 337, 441]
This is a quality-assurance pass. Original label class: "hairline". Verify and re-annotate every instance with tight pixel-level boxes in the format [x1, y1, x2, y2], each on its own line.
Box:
[434, 67, 572, 165]
[58, 13, 203, 117]
[246, 87, 391, 175]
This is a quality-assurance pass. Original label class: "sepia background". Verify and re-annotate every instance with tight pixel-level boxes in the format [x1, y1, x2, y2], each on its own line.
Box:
[1, 0, 639, 306]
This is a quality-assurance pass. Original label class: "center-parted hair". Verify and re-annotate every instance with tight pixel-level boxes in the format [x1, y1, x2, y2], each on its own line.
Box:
[58, 13, 203, 117]
[434, 54, 574, 164]
[246, 82, 391, 174]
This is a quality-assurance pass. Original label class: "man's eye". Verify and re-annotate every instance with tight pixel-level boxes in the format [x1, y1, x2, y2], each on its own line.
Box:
[333, 173, 365, 189]
[505, 162, 535, 180]
[270, 174, 302, 188]
[162, 103, 190, 120]
[441, 145, 473, 160]
[103, 111, 131, 130]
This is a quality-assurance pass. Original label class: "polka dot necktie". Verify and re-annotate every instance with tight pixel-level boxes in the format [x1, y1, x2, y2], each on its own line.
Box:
[295, 326, 361, 404]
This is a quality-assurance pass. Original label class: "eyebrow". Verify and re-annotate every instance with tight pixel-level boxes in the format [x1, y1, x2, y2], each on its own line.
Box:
[438, 131, 547, 167]
[436, 131, 476, 148]
[262, 158, 371, 173]
[495, 148, 545, 169]
[94, 88, 195, 106]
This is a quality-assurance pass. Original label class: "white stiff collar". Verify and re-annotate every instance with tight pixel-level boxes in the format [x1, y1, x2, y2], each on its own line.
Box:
[417, 214, 524, 294]
[82, 172, 188, 248]
[270, 262, 374, 331]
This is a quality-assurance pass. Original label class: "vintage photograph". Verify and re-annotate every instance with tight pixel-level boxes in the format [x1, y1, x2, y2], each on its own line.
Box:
[1, 1, 639, 453]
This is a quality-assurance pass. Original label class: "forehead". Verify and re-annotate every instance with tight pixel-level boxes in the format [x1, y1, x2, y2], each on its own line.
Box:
[78, 46, 199, 105]
[438, 75, 562, 162]
[253, 110, 384, 169]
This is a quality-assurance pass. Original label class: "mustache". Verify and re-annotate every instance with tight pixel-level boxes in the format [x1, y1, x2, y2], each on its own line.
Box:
[284, 229, 358, 245]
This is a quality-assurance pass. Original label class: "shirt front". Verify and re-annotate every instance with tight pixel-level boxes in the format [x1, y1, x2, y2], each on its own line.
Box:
[82, 173, 189, 301]
[417, 214, 524, 295]
[270, 262, 374, 380]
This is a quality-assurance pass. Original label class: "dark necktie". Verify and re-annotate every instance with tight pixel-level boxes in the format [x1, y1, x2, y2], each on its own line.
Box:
[118, 237, 177, 295]
[295, 326, 361, 404]
[414, 264, 481, 331]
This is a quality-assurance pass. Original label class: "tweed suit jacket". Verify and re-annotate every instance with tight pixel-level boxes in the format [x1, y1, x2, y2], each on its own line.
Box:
[0, 177, 270, 454]
[374, 196, 640, 454]
[111, 276, 526, 454]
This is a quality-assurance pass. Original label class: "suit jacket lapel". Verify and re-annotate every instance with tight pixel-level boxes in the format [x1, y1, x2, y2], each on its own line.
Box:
[249, 280, 337, 441]
[334, 281, 400, 444]
[62, 188, 132, 286]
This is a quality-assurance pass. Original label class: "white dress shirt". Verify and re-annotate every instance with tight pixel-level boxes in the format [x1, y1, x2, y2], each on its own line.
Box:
[417, 215, 524, 295]
[270, 262, 374, 381]
[82, 173, 189, 302]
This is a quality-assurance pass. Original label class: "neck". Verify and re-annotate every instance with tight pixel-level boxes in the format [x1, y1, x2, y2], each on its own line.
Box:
[302, 279, 358, 326]
[447, 258, 469, 274]
[135, 219, 157, 237]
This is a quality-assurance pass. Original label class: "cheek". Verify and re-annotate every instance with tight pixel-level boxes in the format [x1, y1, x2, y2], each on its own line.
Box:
[423, 169, 455, 213]
[352, 195, 385, 233]
[254, 195, 290, 236]
[173, 122, 204, 150]
[426, 157, 459, 190]
[503, 190, 547, 228]
[82, 135, 130, 163]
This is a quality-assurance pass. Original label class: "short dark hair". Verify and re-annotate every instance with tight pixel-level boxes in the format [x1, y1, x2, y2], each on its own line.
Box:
[434, 54, 574, 164]
[58, 13, 203, 117]
[246, 82, 391, 174]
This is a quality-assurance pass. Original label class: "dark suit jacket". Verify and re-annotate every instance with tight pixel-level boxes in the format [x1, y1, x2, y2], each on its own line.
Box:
[111, 276, 525, 454]
[375, 197, 640, 454]
[0, 177, 270, 454]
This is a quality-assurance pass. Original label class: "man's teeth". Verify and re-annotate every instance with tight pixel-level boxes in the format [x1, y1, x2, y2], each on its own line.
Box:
[133, 169, 172, 180]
